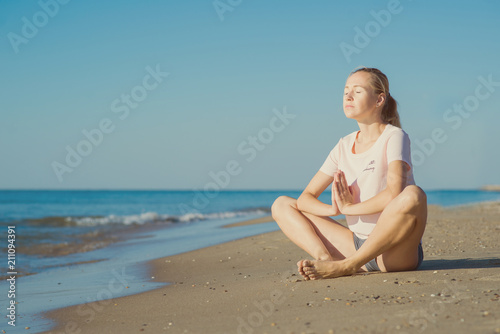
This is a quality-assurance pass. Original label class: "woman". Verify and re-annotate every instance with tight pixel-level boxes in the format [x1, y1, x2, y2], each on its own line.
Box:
[271, 67, 427, 280]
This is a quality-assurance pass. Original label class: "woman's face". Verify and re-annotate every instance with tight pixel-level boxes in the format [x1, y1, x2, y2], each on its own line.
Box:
[343, 71, 381, 122]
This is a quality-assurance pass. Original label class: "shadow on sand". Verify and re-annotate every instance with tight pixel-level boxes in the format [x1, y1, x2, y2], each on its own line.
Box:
[420, 257, 500, 270]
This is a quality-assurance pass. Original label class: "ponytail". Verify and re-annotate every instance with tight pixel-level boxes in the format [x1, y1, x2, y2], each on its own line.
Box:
[381, 94, 401, 128]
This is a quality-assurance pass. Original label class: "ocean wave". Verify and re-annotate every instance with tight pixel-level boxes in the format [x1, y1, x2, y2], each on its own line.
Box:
[65, 208, 270, 226]
[71, 212, 165, 226]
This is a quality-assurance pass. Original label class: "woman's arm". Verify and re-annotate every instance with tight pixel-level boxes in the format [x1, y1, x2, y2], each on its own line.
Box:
[297, 171, 340, 217]
[334, 160, 410, 216]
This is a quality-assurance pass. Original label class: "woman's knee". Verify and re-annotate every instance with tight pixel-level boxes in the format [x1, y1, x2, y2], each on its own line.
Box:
[405, 185, 427, 205]
[271, 196, 297, 218]
[395, 185, 427, 213]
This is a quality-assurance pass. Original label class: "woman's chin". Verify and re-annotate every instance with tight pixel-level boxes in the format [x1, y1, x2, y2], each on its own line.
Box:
[343, 111, 357, 119]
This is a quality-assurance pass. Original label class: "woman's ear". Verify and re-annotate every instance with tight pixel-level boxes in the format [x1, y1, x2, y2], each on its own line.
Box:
[376, 94, 385, 107]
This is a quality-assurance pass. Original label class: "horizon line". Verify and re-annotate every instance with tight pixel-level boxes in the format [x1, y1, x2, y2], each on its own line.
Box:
[0, 187, 498, 192]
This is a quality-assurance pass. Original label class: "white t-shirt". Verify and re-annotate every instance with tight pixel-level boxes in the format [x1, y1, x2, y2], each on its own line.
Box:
[319, 124, 415, 239]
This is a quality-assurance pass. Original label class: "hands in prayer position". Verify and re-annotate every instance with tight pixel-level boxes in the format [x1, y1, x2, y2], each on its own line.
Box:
[332, 170, 358, 215]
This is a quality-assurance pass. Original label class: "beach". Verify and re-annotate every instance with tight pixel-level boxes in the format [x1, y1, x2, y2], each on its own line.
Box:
[41, 202, 500, 334]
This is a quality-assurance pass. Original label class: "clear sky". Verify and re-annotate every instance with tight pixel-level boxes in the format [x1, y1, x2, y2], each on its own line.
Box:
[1, 0, 500, 190]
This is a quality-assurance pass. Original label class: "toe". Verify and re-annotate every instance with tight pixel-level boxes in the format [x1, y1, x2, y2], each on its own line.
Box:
[299, 259, 318, 281]
[297, 261, 305, 272]
[304, 268, 315, 278]
[298, 270, 307, 279]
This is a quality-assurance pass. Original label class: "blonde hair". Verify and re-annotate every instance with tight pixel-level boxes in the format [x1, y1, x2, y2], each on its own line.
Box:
[349, 67, 401, 128]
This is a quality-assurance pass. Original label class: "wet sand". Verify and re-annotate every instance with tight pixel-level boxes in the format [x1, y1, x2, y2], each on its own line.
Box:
[41, 202, 500, 334]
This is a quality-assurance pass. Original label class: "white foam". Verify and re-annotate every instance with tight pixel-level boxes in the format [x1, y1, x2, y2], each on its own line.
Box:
[69, 209, 269, 226]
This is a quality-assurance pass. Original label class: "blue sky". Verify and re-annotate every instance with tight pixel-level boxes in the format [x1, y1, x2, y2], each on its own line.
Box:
[1, 0, 500, 190]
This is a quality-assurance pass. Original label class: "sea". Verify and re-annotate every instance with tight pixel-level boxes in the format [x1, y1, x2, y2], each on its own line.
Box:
[1, 189, 500, 333]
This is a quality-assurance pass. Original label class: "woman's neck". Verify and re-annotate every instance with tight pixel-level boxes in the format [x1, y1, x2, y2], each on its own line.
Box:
[356, 122, 387, 143]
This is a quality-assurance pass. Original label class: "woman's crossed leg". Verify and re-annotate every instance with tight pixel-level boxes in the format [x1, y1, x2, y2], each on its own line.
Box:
[271, 185, 427, 280]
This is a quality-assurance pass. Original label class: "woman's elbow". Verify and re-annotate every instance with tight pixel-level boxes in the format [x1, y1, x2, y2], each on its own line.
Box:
[297, 193, 312, 212]
[387, 185, 406, 202]
[296, 196, 305, 211]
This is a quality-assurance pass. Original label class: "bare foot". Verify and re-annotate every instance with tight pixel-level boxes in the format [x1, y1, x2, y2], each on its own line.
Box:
[297, 260, 310, 280]
[300, 259, 356, 280]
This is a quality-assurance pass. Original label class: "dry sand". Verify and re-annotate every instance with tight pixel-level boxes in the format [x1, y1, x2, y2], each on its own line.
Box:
[41, 203, 500, 334]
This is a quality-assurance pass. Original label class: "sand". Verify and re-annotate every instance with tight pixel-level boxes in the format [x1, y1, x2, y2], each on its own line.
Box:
[41, 202, 500, 334]
[481, 185, 500, 192]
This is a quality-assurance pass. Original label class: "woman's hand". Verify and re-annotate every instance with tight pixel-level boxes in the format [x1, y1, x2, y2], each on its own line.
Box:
[333, 170, 355, 215]
[331, 198, 341, 216]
